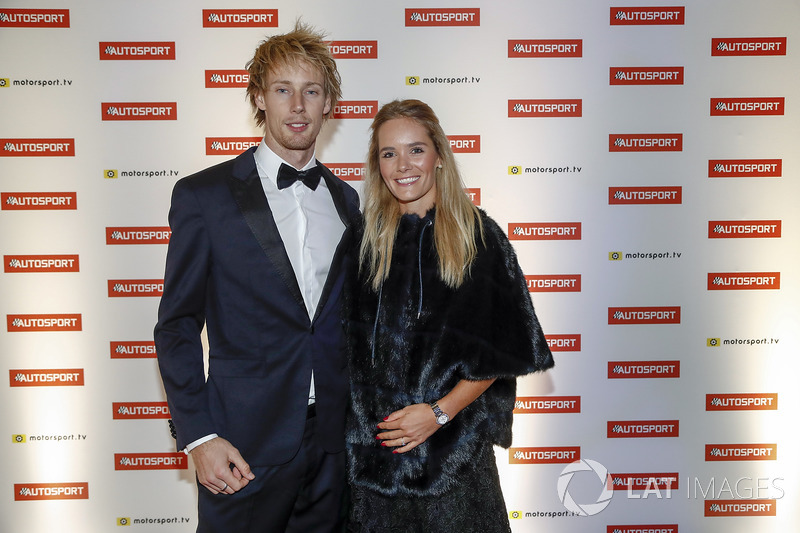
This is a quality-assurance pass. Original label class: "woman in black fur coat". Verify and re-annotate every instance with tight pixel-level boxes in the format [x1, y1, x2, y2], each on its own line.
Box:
[345, 99, 554, 532]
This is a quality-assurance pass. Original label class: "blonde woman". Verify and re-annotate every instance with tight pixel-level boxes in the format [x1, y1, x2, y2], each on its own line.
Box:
[344, 99, 554, 532]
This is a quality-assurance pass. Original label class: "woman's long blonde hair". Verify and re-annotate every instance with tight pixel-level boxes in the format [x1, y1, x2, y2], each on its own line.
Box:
[360, 99, 483, 291]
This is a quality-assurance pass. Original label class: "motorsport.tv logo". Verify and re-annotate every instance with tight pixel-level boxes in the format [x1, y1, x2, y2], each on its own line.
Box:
[552, 458, 784, 517]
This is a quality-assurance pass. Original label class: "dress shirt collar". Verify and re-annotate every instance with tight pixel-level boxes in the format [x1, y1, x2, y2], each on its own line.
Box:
[254, 140, 318, 187]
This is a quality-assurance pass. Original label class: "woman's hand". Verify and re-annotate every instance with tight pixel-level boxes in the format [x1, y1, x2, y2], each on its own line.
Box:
[376, 403, 440, 453]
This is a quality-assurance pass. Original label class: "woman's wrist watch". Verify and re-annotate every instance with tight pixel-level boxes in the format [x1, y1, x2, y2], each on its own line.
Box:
[429, 401, 449, 425]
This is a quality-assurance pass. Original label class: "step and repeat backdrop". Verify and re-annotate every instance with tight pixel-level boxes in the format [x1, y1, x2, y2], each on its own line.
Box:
[2, 1, 798, 531]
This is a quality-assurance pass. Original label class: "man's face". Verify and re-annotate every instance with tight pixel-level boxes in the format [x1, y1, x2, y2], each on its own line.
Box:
[255, 61, 331, 166]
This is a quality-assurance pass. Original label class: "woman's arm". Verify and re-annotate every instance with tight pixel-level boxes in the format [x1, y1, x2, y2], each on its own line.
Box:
[375, 378, 496, 453]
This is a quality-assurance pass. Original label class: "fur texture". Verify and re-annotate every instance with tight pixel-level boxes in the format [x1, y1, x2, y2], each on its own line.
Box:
[344, 208, 554, 497]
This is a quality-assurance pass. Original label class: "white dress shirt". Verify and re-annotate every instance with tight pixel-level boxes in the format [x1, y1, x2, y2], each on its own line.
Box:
[185, 142, 345, 453]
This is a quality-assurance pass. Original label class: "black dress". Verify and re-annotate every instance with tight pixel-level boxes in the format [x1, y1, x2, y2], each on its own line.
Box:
[344, 209, 554, 532]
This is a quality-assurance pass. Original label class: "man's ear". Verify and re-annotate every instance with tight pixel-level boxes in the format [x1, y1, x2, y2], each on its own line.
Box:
[323, 96, 332, 117]
[255, 92, 267, 111]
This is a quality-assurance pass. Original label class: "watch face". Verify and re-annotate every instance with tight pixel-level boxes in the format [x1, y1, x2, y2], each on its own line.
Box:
[437, 414, 449, 425]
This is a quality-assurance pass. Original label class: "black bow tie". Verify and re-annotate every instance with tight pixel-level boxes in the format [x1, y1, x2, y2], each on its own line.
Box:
[277, 163, 322, 191]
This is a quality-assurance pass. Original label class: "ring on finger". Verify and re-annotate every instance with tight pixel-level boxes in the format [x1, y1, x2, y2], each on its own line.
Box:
[221, 482, 228, 492]
[401, 437, 405, 446]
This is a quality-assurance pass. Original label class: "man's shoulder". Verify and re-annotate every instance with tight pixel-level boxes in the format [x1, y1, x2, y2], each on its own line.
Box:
[179, 148, 256, 188]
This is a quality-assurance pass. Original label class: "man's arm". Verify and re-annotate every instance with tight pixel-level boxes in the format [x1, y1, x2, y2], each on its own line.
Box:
[154, 179, 253, 493]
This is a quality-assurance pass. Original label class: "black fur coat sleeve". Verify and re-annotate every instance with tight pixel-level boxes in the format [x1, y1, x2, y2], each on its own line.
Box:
[345, 209, 554, 496]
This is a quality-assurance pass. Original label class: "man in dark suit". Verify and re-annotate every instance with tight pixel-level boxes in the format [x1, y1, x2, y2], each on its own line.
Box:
[154, 23, 360, 532]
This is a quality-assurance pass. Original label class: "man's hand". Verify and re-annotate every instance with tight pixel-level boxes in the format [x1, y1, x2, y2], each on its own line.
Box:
[189, 437, 255, 494]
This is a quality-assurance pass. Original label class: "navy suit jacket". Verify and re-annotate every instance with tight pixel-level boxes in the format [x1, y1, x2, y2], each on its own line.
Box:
[154, 147, 360, 466]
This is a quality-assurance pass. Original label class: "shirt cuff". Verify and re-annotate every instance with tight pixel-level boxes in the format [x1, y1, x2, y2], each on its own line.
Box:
[184, 433, 218, 454]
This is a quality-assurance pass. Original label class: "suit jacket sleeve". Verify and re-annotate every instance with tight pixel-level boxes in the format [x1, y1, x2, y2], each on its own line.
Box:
[154, 177, 216, 451]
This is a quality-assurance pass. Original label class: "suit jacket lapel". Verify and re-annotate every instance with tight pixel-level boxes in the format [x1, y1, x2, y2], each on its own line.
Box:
[226, 149, 306, 312]
[312, 164, 358, 322]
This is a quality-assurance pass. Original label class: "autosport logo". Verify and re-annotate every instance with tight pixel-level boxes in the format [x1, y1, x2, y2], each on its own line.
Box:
[509, 99, 582, 117]
[327, 40, 378, 59]
[106, 227, 171, 244]
[206, 136, 261, 155]
[514, 396, 581, 414]
[405, 8, 480, 26]
[708, 158, 781, 177]
[611, 473, 679, 491]
[112, 402, 171, 420]
[205, 70, 249, 88]
[108, 280, 164, 297]
[14, 483, 88, 501]
[704, 499, 776, 517]
[610, 6, 685, 25]
[5, 255, 79, 273]
[706, 444, 777, 461]
[710, 97, 784, 116]
[608, 421, 679, 438]
[465, 188, 480, 206]
[448, 135, 480, 153]
[558, 459, 613, 516]
[115, 453, 187, 470]
[111, 341, 157, 359]
[202, 9, 277, 27]
[2, 192, 77, 210]
[1, 138, 75, 156]
[324, 163, 364, 181]
[712, 37, 786, 56]
[332, 101, 378, 119]
[546, 334, 581, 352]
[609, 134, 682, 152]
[102, 102, 177, 120]
[610, 67, 684, 85]
[609, 186, 682, 204]
[707, 272, 780, 290]
[0, 9, 70, 27]
[525, 275, 581, 292]
[708, 220, 781, 239]
[99, 42, 175, 60]
[509, 446, 580, 464]
[508, 39, 582, 58]
[509, 222, 581, 240]
[608, 306, 680, 325]
[607, 527, 678, 533]
[10, 369, 85, 387]
[706, 393, 778, 411]
[608, 361, 680, 379]
[7, 314, 82, 332]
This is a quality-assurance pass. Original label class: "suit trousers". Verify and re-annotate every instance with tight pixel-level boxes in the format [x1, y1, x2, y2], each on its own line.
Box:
[196, 412, 347, 533]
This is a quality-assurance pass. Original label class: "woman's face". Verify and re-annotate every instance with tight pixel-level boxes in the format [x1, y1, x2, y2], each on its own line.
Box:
[377, 117, 442, 216]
